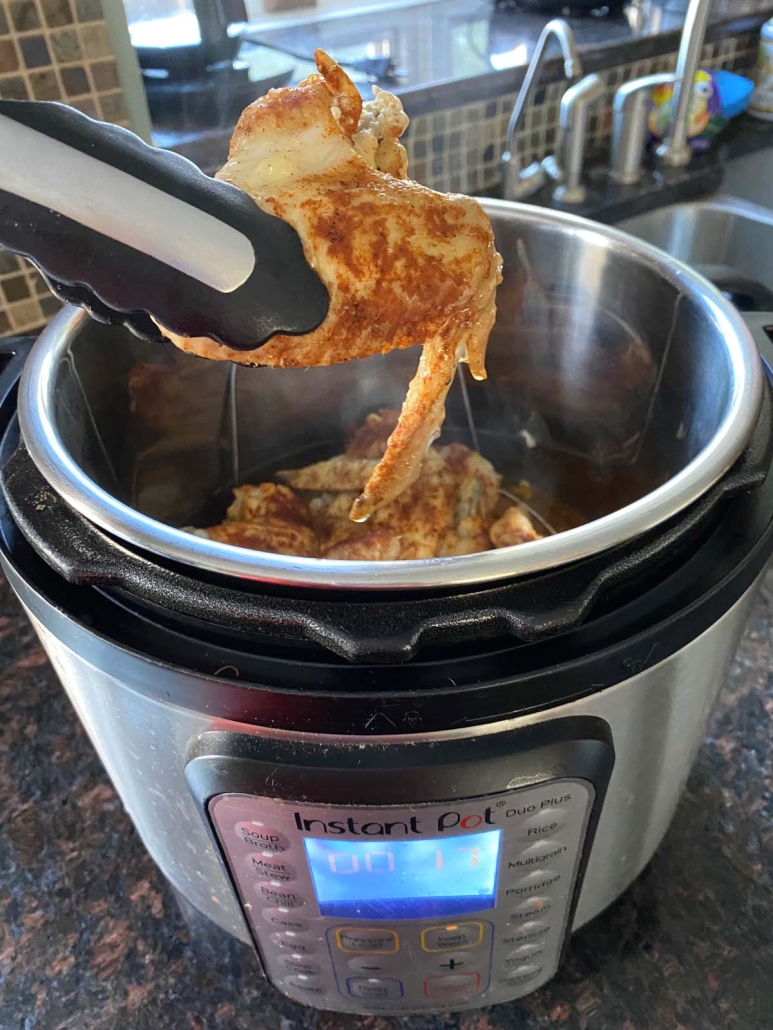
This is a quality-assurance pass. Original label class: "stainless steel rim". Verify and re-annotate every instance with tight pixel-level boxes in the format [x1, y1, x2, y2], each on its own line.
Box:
[18, 202, 764, 591]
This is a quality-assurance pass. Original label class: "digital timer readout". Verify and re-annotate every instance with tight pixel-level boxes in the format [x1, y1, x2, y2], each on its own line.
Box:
[303, 830, 502, 919]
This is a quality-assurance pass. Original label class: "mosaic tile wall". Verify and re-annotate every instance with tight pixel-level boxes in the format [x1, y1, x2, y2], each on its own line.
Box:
[402, 32, 761, 195]
[0, 0, 131, 337]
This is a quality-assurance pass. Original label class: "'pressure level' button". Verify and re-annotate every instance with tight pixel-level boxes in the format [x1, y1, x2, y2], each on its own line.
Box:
[335, 928, 399, 953]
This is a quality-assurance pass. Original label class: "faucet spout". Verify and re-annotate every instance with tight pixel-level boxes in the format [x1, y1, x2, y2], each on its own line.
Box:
[501, 19, 582, 199]
[656, 0, 714, 167]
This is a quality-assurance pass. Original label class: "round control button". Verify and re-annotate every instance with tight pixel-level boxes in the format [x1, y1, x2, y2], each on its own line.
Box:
[348, 955, 395, 973]
[234, 821, 290, 852]
[245, 854, 296, 881]
[504, 943, 545, 966]
[510, 839, 569, 870]
[270, 932, 315, 953]
[255, 883, 305, 908]
[506, 869, 561, 897]
[503, 962, 543, 984]
[510, 896, 553, 921]
[517, 808, 568, 842]
[502, 920, 551, 947]
[285, 974, 327, 998]
[262, 909, 309, 931]
[278, 954, 321, 976]
[431, 951, 477, 973]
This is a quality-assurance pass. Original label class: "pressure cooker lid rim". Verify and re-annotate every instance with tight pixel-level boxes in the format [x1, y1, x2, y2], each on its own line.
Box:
[17, 202, 765, 592]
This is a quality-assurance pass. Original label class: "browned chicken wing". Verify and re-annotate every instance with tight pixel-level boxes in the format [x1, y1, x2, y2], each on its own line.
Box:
[161, 51, 502, 523]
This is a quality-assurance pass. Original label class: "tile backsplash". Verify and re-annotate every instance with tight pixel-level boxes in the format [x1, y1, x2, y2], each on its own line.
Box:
[0, 0, 131, 337]
[402, 32, 760, 195]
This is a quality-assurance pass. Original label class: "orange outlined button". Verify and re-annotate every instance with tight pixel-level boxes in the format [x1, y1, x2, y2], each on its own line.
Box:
[335, 927, 399, 953]
[421, 922, 484, 952]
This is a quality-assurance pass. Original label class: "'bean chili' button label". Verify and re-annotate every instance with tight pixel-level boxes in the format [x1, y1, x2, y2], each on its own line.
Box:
[255, 883, 305, 907]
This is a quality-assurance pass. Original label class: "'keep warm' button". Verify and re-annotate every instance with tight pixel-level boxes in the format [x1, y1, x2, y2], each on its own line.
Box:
[421, 922, 484, 951]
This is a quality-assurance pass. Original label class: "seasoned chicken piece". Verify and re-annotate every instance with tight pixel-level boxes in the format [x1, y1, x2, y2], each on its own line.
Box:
[188, 416, 549, 562]
[161, 51, 502, 523]
[352, 87, 409, 177]
[278, 457, 378, 492]
[325, 530, 402, 561]
[307, 492, 370, 552]
[489, 506, 542, 549]
[227, 482, 311, 525]
[194, 519, 318, 557]
[440, 443, 502, 522]
[345, 409, 400, 459]
[439, 515, 492, 557]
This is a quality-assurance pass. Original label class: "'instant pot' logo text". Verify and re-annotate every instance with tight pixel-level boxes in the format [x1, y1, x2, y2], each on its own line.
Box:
[292, 793, 573, 836]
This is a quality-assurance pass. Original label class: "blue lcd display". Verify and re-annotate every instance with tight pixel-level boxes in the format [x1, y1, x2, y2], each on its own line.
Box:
[303, 831, 502, 920]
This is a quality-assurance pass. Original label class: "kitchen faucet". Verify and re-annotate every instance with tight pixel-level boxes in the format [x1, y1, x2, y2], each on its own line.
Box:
[501, 19, 582, 199]
[656, 0, 714, 166]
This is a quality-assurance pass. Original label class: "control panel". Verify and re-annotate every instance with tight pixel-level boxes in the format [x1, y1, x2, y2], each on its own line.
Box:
[208, 779, 594, 1013]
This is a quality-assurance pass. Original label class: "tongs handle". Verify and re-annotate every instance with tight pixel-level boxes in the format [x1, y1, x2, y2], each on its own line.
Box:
[0, 100, 328, 347]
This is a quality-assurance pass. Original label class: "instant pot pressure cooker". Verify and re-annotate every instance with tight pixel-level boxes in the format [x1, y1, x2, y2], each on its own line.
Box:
[1, 202, 773, 1015]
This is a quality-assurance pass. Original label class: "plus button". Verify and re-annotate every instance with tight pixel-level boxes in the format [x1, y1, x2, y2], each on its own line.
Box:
[440, 957, 466, 970]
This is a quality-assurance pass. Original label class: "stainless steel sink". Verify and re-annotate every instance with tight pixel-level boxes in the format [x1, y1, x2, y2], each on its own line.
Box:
[618, 196, 773, 305]
[618, 148, 773, 309]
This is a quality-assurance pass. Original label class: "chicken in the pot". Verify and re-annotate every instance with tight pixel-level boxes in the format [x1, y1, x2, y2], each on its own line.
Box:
[189, 410, 543, 560]
[161, 51, 502, 523]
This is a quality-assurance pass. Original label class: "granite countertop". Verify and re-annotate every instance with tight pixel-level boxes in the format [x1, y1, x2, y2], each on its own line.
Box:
[1, 564, 772, 1029]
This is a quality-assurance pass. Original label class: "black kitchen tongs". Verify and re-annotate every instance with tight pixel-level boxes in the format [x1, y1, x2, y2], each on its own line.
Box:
[0, 99, 329, 347]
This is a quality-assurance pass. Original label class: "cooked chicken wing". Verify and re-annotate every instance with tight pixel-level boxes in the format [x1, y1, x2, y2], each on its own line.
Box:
[162, 51, 502, 523]
[489, 506, 543, 548]
[187, 413, 544, 560]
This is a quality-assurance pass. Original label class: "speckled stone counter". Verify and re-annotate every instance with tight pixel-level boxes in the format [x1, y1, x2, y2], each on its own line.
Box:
[1, 567, 772, 1030]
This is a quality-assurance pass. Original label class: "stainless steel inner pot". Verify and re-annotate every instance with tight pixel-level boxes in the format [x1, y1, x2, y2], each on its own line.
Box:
[18, 201, 762, 590]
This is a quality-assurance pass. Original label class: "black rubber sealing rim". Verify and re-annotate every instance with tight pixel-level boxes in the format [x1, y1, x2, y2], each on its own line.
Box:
[2, 447, 773, 733]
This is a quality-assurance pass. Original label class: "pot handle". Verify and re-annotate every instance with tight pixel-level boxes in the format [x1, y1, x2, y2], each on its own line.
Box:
[742, 312, 773, 379]
[0, 336, 34, 431]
